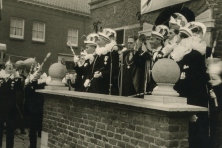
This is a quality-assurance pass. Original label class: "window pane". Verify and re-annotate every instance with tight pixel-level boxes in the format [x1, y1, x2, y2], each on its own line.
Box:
[17, 19, 23, 28]
[33, 30, 38, 38]
[16, 28, 22, 36]
[38, 32, 43, 39]
[68, 29, 72, 36]
[67, 36, 71, 42]
[67, 28, 78, 46]
[72, 37, 77, 44]
[10, 27, 16, 35]
[73, 29, 77, 37]
[38, 23, 44, 31]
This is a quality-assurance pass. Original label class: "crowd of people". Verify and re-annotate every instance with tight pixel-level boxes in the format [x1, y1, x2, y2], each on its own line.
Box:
[0, 12, 222, 148]
[63, 13, 222, 148]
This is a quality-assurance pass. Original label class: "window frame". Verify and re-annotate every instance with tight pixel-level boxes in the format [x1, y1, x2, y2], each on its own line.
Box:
[67, 28, 78, 47]
[10, 17, 25, 40]
[32, 21, 46, 42]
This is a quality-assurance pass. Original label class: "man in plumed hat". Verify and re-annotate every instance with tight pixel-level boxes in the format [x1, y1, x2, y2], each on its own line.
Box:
[134, 25, 169, 95]
[0, 58, 23, 148]
[64, 33, 98, 92]
[162, 13, 188, 57]
[172, 24, 210, 148]
[84, 28, 119, 95]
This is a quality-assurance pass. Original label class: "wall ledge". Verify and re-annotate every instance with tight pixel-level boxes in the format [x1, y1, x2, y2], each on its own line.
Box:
[37, 89, 207, 112]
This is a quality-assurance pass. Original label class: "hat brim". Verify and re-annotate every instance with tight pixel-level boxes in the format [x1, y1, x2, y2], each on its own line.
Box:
[179, 27, 192, 37]
[84, 41, 97, 46]
[98, 33, 111, 44]
[191, 22, 206, 36]
[151, 31, 164, 40]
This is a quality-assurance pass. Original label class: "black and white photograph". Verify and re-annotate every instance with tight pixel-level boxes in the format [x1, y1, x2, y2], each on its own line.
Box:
[0, 0, 222, 147]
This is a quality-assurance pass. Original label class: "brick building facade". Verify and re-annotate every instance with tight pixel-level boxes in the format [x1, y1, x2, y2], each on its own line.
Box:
[0, 0, 91, 72]
[89, 0, 222, 57]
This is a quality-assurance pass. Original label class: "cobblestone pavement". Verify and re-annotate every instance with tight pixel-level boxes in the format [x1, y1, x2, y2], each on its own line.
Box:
[2, 129, 41, 148]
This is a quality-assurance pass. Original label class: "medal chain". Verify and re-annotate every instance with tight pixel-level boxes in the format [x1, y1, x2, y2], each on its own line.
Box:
[125, 55, 134, 68]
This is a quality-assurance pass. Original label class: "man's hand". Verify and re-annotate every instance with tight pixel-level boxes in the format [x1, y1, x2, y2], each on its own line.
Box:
[84, 79, 90, 87]
[94, 71, 102, 78]
[189, 115, 198, 122]
[73, 55, 79, 63]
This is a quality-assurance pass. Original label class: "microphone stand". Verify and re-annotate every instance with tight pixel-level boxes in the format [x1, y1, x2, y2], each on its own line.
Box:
[119, 50, 124, 96]
[109, 46, 115, 95]
[109, 45, 118, 95]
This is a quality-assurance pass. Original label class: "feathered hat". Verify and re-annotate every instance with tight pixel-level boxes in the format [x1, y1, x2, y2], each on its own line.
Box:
[151, 25, 169, 40]
[15, 60, 25, 69]
[103, 28, 117, 39]
[97, 29, 111, 44]
[185, 21, 206, 36]
[179, 27, 193, 37]
[169, 13, 188, 30]
[84, 33, 98, 46]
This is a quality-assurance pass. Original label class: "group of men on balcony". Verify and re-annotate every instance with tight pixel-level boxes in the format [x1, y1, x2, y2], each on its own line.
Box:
[62, 12, 222, 148]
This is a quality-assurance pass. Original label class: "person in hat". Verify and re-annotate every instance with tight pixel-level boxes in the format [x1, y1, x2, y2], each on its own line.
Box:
[84, 29, 119, 95]
[172, 25, 210, 148]
[0, 58, 23, 148]
[103, 28, 119, 95]
[169, 26, 193, 62]
[162, 13, 188, 57]
[64, 33, 98, 92]
[133, 25, 169, 95]
[14, 60, 27, 135]
[22, 59, 46, 148]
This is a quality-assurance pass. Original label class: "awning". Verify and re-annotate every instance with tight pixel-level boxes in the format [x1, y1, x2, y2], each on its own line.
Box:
[141, 0, 190, 15]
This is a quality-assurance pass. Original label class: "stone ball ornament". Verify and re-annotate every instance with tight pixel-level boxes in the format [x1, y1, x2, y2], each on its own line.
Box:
[152, 58, 180, 84]
[47, 62, 66, 86]
[151, 58, 180, 96]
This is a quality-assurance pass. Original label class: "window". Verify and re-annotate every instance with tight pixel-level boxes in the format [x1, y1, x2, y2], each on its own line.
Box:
[10, 17, 25, 39]
[32, 21, 45, 42]
[67, 28, 78, 47]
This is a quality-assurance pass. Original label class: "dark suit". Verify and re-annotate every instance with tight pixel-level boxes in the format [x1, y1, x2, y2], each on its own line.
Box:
[174, 50, 209, 148]
[24, 81, 45, 148]
[87, 50, 119, 95]
[0, 77, 23, 148]
[73, 59, 91, 92]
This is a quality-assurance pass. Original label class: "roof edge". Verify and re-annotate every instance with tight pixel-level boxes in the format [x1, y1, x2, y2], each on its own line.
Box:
[17, 0, 91, 17]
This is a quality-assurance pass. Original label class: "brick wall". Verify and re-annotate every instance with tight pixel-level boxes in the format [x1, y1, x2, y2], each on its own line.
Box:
[0, 0, 90, 72]
[42, 94, 190, 148]
[90, 0, 216, 48]
[211, 0, 222, 57]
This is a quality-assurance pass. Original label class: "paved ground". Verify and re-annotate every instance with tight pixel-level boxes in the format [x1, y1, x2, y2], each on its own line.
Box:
[2, 129, 41, 148]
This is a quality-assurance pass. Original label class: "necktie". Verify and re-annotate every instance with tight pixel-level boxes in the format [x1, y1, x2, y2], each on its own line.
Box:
[129, 52, 133, 61]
